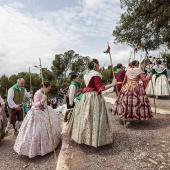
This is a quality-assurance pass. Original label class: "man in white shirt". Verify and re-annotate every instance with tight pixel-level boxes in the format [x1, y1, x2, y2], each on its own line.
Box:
[66, 75, 79, 109]
[7, 78, 32, 132]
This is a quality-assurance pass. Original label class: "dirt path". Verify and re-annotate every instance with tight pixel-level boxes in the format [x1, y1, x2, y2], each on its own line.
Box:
[0, 134, 61, 170]
[64, 106, 170, 170]
[61, 94, 170, 170]
[0, 113, 64, 170]
[0, 93, 170, 170]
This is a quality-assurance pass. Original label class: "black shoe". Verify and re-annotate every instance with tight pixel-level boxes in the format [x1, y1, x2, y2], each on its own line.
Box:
[14, 129, 18, 133]
[108, 108, 113, 113]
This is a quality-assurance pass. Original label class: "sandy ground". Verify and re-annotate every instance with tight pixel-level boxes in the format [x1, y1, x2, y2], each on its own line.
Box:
[0, 93, 170, 170]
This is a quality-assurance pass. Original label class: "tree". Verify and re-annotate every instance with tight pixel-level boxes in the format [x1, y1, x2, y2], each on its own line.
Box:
[101, 66, 112, 84]
[0, 75, 10, 96]
[51, 50, 76, 88]
[51, 50, 89, 89]
[70, 56, 89, 79]
[41, 68, 54, 82]
[8, 74, 19, 87]
[113, 0, 170, 49]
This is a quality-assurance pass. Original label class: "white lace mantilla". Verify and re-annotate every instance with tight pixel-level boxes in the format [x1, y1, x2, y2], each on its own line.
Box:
[153, 65, 166, 73]
[84, 70, 102, 86]
[126, 68, 143, 79]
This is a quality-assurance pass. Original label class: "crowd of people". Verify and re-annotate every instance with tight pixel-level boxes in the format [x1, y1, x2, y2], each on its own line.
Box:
[0, 56, 170, 158]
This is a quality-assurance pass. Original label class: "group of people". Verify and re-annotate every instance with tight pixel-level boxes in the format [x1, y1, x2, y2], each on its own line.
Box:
[0, 56, 170, 158]
[0, 78, 61, 158]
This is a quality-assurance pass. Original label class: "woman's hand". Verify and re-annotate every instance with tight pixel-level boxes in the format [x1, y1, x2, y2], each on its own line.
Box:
[42, 95, 47, 102]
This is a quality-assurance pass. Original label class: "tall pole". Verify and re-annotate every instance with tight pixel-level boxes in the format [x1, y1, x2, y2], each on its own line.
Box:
[39, 58, 57, 161]
[133, 49, 136, 60]
[107, 42, 132, 151]
[29, 67, 32, 90]
[107, 42, 119, 96]
[29, 67, 33, 107]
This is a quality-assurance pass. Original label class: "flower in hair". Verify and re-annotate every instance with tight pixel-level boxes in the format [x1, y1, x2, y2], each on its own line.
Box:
[89, 58, 93, 62]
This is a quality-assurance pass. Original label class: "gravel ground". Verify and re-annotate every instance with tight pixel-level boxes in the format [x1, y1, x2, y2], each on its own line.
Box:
[63, 93, 170, 170]
[0, 93, 170, 170]
[0, 113, 63, 170]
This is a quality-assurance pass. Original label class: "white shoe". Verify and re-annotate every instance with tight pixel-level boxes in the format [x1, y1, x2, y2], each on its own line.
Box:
[125, 121, 130, 127]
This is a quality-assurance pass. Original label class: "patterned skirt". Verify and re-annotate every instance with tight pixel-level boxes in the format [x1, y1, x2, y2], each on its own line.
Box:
[0, 108, 7, 142]
[112, 82, 153, 120]
[69, 91, 113, 147]
[14, 106, 61, 158]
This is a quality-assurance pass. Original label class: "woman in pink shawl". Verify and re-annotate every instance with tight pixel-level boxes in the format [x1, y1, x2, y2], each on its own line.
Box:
[112, 60, 153, 126]
[14, 81, 61, 158]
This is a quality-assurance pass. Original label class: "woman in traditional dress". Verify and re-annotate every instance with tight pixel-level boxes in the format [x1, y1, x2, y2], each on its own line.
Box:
[146, 59, 170, 98]
[112, 60, 153, 125]
[68, 58, 117, 147]
[14, 81, 61, 158]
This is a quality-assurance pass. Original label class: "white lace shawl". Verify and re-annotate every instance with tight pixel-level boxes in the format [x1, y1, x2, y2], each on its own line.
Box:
[84, 70, 102, 86]
[126, 68, 143, 79]
[152, 65, 166, 73]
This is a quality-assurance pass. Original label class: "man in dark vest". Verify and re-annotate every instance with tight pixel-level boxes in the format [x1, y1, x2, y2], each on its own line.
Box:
[6, 78, 32, 133]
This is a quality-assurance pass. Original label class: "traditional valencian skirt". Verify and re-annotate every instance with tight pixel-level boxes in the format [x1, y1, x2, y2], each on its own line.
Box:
[69, 91, 113, 148]
[112, 82, 153, 120]
[146, 74, 170, 96]
[14, 106, 61, 158]
[0, 108, 7, 142]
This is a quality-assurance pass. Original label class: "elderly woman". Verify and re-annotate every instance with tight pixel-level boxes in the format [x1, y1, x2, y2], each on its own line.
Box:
[112, 60, 153, 125]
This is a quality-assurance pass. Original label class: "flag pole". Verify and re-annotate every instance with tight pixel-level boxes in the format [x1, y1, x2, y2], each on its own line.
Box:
[106, 42, 132, 151]
[107, 42, 119, 96]
[133, 48, 136, 60]
[39, 58, 57, 161]
[29, 67, 33, 107]
[29, 67, 32, 90]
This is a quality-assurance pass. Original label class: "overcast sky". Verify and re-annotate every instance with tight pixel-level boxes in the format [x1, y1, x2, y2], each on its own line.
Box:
[0, 0, 167, 77]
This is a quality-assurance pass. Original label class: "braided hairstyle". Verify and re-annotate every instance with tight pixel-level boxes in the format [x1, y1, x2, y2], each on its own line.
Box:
[131, 60, 139, 67]
[88, 58, 99, 70]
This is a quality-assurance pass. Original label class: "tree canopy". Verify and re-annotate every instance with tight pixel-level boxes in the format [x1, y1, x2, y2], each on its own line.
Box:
[0, 50, 115, 97]
[0, 51, 92, 96]
[113, 0, 170, 49]
[51, 50, 89, 89]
